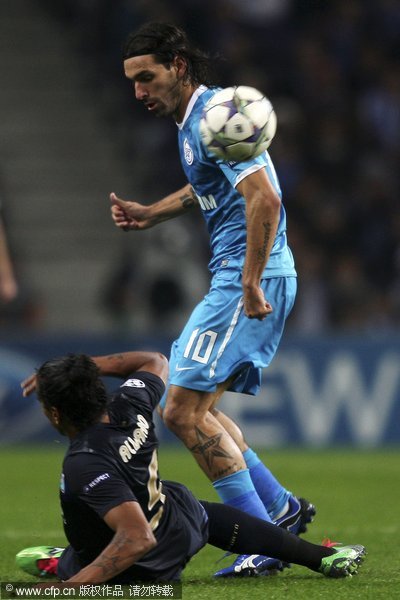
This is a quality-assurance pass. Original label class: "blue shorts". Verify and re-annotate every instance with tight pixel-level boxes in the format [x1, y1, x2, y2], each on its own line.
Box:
[160, 270, 296, 408]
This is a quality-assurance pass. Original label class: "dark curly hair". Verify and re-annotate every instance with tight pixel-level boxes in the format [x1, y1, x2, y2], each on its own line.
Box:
[123, 22, 217, 87]
[37, 354, 108, 431]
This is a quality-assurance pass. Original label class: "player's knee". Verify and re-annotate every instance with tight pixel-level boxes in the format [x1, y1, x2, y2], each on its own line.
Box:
[163, 389, 210, 435]
[162, 402, 189, 434]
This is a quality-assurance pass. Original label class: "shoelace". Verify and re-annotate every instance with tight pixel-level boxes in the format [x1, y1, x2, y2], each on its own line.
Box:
[321, 538, 341, 548]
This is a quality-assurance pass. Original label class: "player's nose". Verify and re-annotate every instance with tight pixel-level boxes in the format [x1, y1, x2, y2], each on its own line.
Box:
[134, 82, 148, 100]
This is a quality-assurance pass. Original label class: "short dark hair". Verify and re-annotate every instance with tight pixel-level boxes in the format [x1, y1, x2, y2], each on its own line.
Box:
[123, 22, 216, 87]
[37, 354, 108, 431]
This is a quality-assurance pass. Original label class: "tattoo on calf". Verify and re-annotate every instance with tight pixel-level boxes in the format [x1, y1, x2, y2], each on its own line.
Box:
[190, 426, 233, 471]
[214, 465, 235, 478]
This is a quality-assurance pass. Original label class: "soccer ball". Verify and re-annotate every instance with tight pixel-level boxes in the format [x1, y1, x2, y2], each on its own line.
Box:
[199, 86, 277, 162]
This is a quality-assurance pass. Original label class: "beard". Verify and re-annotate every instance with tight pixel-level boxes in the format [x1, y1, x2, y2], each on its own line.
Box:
[151, 79, 183, 119]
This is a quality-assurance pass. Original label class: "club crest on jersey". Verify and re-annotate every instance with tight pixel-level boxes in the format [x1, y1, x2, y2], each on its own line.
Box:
[183, 138, 194, 165]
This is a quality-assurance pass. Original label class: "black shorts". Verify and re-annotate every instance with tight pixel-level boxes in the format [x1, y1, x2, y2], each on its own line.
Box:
[58, 480, 209, 582]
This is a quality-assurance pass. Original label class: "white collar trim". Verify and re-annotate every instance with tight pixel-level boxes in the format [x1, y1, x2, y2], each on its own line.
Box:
[177, 85, 208, 129]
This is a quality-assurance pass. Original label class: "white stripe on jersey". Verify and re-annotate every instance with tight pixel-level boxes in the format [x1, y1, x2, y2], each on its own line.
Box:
[234, 153, 281, 196]
[234, 163, 266, 187]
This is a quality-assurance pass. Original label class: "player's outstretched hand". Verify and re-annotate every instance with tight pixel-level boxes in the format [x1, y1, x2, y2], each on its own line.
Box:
[0, 274, 18, 303]
[110, 192, 153, 230]
[21, 373, 37, 397]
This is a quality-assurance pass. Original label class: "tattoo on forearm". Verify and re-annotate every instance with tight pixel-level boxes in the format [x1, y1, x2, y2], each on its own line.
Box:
[180, 187, 197, 209]
[106, 353, 124, 363]
[190, 426, 233, 470]
[92, 531, 136, 577]
[257, 221, 272, 263]
[92, 554, 120, 577]
[112, 531, 135, 551]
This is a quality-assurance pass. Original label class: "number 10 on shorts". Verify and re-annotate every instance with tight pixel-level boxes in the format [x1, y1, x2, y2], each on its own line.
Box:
[184, 329, 218, 364]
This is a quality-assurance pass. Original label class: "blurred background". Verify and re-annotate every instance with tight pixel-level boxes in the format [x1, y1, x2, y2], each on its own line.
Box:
[0, 0, 399, 447]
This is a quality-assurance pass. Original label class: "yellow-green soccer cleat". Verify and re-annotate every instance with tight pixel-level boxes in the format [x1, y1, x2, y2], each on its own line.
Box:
[16, 546, 64, 578]
[319, 541, 366, 578]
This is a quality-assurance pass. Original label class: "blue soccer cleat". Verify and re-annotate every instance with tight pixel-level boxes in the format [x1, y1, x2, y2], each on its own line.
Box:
[274, 496, 316, 535]
[214, 554, 285, 578]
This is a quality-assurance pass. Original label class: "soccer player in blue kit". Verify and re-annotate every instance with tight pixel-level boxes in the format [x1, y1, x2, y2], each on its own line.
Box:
[110, 22, 314, 576]
[17, 350, 365, 582]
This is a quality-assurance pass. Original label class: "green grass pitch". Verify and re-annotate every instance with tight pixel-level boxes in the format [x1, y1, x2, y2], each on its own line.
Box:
[1, 446, 400, 599]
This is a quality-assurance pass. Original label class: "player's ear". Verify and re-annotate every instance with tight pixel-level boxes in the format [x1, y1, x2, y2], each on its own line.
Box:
[48, 406, 61, 426]
[173, 55, 187, 79]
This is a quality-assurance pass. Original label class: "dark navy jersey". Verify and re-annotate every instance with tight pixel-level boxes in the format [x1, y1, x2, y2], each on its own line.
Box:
[59, 371, 208, 581]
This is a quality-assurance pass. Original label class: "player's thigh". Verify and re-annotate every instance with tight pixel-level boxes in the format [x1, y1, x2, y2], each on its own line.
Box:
[165, 377, 232, 420]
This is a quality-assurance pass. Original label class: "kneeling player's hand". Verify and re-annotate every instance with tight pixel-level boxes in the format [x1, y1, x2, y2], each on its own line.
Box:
[21, 373, 37, 397]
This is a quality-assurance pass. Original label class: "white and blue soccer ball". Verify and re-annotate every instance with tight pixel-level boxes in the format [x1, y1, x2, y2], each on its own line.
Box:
[199, 85, 277, 162]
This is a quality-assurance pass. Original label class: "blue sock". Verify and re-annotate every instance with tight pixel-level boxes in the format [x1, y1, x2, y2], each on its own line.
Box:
[213, 469, 272, 522]
[243, 448, 291, 520]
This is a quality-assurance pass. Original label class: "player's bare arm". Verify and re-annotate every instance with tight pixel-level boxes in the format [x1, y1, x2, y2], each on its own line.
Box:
[237, 168, 281, 320]
[21, 352, 168, 396]
[0, 218, 18, 302]
[65, 502, 157, 584]
[92, 351, 168, 384]
[110, 184, 198, 231]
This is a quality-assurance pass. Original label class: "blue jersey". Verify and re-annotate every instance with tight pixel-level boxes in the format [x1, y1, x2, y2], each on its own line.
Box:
[177, 85, 296, 278]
